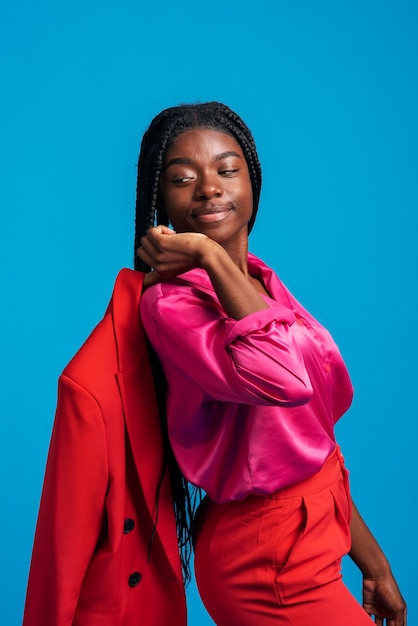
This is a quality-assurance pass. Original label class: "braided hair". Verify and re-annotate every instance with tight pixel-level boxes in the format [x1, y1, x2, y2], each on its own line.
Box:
[134, 102, 262, 584]
[134, 101, 262, 271]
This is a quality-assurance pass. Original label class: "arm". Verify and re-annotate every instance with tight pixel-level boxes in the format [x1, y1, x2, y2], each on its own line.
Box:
[139, 228, 312, 406]
[349, 499, 406, 625]
[139, 225, 269, 319]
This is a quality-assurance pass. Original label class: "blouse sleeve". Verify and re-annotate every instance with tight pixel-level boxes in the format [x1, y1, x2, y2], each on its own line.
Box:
[140, 282, 313, 407]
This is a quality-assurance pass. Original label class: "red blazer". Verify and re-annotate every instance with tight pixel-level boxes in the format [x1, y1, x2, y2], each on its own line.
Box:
[23, 269, 187, 626]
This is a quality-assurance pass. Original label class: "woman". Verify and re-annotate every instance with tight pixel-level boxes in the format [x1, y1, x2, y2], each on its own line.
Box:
[136, 102, 406, 625]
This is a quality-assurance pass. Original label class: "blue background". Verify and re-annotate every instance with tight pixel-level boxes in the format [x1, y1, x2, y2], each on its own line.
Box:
[1, 1, 416, 623]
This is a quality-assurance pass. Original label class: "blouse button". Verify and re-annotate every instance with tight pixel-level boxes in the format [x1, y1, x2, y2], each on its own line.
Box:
[295, 316, 305, 326]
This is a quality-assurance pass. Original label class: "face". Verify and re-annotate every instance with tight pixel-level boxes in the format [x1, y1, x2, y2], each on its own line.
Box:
[159, 128, 253, 248]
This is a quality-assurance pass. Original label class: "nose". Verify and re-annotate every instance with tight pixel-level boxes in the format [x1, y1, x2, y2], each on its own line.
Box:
[195, 172, 223, 200]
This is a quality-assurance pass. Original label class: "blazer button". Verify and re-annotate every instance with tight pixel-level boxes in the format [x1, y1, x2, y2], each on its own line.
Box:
[124, 518, 135, 534]
[128, 572, 142, 587]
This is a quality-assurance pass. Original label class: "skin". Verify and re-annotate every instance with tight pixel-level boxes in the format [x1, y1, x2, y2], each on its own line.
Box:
[349, 501, 406, 625]
[137, 128, 406, 625]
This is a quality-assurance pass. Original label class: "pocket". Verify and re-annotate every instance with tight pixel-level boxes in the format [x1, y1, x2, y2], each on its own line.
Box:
[273, 484, 351, 604]
[329, 472, 352, 553]
[270, 495, 307, 604]
[269, 496, 307, 573]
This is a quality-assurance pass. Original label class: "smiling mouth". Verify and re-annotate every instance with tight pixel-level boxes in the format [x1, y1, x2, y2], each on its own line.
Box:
[191, 206, 232, 224]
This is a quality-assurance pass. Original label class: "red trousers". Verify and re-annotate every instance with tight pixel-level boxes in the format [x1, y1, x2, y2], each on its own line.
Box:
[194, 447, 373, 625]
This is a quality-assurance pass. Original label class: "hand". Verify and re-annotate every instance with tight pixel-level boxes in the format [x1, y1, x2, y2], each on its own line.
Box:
[362, 572, 407, 625]
[139, 225, 269, 319]
[348, 499, 407, 625]
[137, 225, 216, 286]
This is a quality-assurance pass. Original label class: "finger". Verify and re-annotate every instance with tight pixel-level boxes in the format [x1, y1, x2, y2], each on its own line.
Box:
[147, 225, 176, 242]
[138, 234, 161, 262]
[136, 245, 155, 267]
[157, 224, 176, 235]
[394, 608, 407, 626]
[138, 236, 156, 255]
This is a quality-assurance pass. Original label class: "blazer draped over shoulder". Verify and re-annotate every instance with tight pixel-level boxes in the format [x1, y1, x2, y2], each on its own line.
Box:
[23, 269, 186, 626]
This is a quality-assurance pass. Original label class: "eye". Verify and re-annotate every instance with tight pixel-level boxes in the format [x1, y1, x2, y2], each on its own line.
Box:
[170, 174, 195, 185]
[219, 168, 239, 177]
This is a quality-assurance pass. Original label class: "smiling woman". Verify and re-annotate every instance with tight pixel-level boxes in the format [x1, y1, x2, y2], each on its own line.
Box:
[135, 102, 406, 626]
[23, 102, 407, 626]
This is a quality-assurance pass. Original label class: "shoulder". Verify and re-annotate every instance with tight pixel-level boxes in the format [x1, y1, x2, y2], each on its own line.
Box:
[63, 311, 117, 394]
[63, 268, 146, 394]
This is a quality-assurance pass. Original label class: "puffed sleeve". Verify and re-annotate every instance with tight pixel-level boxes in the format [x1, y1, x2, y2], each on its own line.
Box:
[140, 282, 313, 407]
[23, 375, 108, 626]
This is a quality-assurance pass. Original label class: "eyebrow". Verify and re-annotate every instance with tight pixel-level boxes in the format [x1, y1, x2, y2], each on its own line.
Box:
[214, 151, 242, 161]
[164, 151, 242, 170]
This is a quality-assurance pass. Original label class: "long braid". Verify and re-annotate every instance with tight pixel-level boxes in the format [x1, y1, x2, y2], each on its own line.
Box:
[146, 338, 200, 584]
[133, 102, 263, 583]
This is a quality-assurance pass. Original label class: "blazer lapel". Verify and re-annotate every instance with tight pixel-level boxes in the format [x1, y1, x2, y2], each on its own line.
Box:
[111, 269, 183, 582]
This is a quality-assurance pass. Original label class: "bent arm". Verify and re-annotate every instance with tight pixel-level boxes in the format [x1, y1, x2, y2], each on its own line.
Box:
[349, 499, 406, 625]
[141, 281, 312, 406]
[140, 227, 312, 406]
[141, 226, 269, 319]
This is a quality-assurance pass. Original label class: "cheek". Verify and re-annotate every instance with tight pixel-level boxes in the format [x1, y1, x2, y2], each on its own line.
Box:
[163, 197, 188, 228]
[238, 173, 253, 201]
[242, 184, 254, 217]
[160, 187, 183, 217]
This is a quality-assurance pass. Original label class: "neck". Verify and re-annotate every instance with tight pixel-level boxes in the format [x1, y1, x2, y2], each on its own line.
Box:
[217, 226, 250, 275]
[221, 241, 249, 276]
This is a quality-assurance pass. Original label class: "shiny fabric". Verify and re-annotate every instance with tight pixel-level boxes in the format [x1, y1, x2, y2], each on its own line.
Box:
[140, 253, 353, 503]
[194, 447, 374, 625]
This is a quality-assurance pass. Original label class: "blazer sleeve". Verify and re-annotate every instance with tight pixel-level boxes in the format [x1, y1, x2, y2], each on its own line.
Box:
[23, 374, 108, 626]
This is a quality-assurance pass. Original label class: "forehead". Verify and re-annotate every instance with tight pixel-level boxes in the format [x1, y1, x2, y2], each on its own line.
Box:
[165, 128, 243, 159]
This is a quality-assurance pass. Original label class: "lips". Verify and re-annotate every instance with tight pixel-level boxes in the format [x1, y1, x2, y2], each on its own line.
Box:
[191, 205, 232, 224]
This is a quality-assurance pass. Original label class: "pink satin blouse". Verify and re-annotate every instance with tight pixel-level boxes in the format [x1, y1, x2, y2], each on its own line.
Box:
[140, 253, 353, 503]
